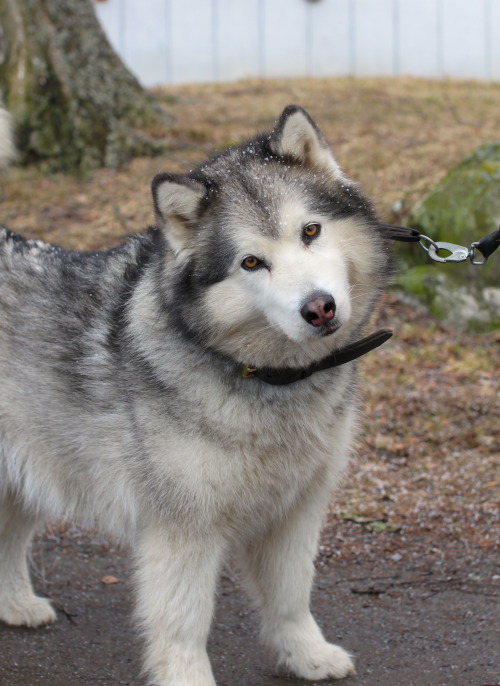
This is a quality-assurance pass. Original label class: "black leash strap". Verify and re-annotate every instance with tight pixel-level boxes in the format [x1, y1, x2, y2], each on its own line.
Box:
[473, 227, 500, 261]
[379, 225, 421, 243]
[380, 223, 500, 265]
[242, 329, 393, 385]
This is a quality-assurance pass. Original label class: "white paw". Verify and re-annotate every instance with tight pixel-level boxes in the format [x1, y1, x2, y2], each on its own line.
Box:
[268, 615, 355, 681]
[0, 594, 57, 627]
[284, 641, 355, 680]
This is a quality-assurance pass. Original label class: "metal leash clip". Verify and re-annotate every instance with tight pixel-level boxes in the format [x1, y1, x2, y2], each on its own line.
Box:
[468, 241, 489, 266]
[419, 235, 471, 264]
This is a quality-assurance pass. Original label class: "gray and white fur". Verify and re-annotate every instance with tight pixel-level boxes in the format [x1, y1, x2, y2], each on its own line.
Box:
[0, 105, 391, 685]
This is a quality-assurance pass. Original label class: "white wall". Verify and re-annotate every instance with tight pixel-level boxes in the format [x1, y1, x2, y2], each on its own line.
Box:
[94, 0, 500, 86]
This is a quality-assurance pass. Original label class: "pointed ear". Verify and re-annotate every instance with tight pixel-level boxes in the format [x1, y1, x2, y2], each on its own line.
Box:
[269, 105, 345, 181]
[152, 173, 206, 254]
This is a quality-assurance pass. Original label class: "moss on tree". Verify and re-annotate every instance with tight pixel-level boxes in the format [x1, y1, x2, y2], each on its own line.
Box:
[0, 0, 172, 172]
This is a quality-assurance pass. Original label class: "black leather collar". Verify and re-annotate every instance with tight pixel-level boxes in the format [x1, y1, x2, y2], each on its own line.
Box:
[241, 329, 393, 385]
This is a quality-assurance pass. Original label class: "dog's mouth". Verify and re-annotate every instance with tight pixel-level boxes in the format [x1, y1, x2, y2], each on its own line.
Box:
[297, 318, 342, 341]
[318, 320, 342, 337]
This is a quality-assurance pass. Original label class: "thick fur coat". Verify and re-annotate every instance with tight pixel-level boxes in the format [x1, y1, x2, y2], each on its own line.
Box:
[0, 106, 391, 685]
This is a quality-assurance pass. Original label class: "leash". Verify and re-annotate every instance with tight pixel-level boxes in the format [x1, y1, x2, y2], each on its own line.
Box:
[241, 224, 500, 385]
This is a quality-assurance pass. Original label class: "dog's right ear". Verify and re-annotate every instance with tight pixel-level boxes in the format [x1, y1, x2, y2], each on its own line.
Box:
[152, 173, 206, 255]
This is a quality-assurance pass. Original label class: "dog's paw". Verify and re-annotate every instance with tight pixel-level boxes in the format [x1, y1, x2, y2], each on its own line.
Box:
[266, 614, 355, 681]
[0, 594, 57, 627]
[284, 641, 355, 680]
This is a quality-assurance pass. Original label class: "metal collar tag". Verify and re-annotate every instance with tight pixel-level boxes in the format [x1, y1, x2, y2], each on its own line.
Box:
[241, 365, 257, 378]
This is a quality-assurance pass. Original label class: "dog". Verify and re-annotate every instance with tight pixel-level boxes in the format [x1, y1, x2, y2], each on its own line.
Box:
[0, 105, 392, 685]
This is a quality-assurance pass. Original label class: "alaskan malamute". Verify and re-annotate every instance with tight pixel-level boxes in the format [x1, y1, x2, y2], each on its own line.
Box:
[0, 106, 392, 684]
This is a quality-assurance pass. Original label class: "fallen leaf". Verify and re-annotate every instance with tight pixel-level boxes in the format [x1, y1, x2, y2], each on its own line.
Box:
[366, 521, 402, 534]
[339, 511, 377, 524]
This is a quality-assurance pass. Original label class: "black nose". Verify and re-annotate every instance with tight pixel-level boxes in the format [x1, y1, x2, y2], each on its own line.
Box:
[301, 293, 336, 327]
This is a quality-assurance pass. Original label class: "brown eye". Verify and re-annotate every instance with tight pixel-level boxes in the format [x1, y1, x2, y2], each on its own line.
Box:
[242, 255, 261, 270]
[303, 222, 321, 240]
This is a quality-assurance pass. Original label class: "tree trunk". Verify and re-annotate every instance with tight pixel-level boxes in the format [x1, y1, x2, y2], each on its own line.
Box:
[0, 0, 172, 172]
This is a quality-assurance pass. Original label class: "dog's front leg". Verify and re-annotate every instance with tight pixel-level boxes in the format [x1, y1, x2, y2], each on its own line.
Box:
[238, 485, 355, 681]
[134, 524, 224, 686]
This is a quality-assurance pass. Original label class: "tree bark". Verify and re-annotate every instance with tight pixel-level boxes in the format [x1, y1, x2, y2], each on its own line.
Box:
[0, 0, 172, 172]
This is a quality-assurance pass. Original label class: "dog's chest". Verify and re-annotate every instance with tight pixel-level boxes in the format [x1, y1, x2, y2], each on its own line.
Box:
[138, 380, 355, 531]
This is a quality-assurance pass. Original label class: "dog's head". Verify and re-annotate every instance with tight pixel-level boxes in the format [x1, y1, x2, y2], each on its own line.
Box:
[152, 106, 390, 368]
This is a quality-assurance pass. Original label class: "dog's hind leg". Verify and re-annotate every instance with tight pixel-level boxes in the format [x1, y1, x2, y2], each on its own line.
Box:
[0, 494, 57, 627]
[238, 485, 355, 681]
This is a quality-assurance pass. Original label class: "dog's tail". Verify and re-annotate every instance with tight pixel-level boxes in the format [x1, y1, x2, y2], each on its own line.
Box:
[0, 107, 16, 170]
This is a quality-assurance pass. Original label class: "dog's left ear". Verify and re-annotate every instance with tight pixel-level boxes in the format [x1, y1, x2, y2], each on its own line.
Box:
[152, 173, 206, 255]
[269, 105, 345, 181]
